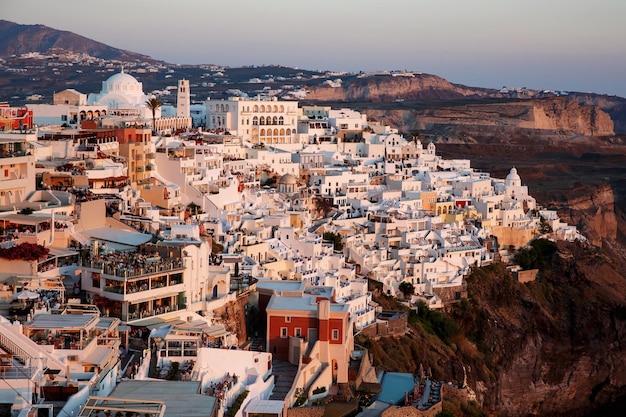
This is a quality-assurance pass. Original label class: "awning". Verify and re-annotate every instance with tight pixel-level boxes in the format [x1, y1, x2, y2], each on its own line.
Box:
[83, 347, 115, 367]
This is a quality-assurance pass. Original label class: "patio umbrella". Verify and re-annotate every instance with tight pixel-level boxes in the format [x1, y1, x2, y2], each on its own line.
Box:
[11, 290, 40, 300]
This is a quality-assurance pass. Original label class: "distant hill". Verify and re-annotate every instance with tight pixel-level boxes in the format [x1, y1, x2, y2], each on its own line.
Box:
[0, 20, 157, 62]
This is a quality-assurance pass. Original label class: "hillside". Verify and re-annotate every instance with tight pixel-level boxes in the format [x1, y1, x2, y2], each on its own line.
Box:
[304, 73, 496, 102]
[362, 239, 626, 417]
[0, 20, 155, 62]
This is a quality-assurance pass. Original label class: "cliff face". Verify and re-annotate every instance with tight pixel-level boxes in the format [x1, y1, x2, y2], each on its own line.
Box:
[364, 238, 626, 417]
[305, 74, 493, 102]
[544, 184, 618, 248]
[362, 98, 614, 137]
[460, 242, 626, 417]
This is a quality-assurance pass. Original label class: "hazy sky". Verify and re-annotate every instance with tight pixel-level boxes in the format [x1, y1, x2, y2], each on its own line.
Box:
[5, 0, 626, 97]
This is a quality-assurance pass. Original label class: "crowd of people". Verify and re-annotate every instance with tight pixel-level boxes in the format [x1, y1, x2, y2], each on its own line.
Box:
[92, 250, 184, 279]
[205, 372, 238, 400]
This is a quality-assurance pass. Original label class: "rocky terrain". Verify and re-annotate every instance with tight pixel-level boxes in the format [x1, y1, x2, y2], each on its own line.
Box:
[304, 73, 496, 102]
[361, 97, 615, 137]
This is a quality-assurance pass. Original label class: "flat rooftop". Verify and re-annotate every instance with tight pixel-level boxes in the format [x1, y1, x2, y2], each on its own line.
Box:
[111, 380, 218, 417]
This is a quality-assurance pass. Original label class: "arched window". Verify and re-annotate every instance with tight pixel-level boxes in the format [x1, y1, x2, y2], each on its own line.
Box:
[252, 116, 258, 125]
[225, 104, 229, 112]
[273, 105, 278, 112]
[259, 116, 265, 125]
[272, 116, 278, 125]
[253, 105, 258, 112]
[260, 105, 265, 112]
[286, 128, 291, 135]
[260, 129, 266, 136]
[279, 105, 284, 112]
[273, 128, 279, 136]
[278, 116, 284, 125]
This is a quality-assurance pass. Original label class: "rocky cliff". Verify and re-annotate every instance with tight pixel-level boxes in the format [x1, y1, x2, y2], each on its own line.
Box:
[304, 73, 494, 102]
[363, 239, 626, 417]
[459, 243, 626, 417]
[362, 97, 614, 137]
[543, 184, 618, 248]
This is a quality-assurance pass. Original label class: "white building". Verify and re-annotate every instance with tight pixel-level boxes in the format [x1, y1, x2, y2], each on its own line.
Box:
[87, 70, 156, 119]
[205, 97, 299, 144]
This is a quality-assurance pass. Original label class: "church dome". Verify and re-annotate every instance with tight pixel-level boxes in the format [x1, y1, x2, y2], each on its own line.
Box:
[105, 71, 140, 85]
[101, 70, 144, 96]
[505, 167, 521, 186]
[278, 173, 297, 185]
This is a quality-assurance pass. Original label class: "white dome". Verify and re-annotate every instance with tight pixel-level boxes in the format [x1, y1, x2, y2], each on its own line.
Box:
[505, 167, 521, 186]
[105, 71, 140, 86]
[87, 70, 152, 116]
[101, 71, 144, 96]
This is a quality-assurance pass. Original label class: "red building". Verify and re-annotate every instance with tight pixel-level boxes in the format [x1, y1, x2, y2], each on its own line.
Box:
[0, 103, 34, 131]
[264, 283, 354, 384]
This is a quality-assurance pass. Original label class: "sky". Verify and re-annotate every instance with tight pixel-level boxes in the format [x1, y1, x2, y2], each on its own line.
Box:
[4, 0, 626, 97]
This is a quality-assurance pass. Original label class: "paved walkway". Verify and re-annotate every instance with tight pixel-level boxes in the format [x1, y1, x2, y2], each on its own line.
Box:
[269, 359, 298, 401]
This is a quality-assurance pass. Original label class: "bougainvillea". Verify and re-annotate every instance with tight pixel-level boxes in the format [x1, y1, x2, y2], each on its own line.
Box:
[0, 243, 49, 261]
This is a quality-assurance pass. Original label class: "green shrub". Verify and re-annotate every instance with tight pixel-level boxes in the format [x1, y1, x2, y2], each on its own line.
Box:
[226, 390, 249, 417]
[312, 386, 326, 395]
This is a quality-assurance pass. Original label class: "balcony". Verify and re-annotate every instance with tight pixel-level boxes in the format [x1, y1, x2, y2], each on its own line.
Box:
[0, 149, 29, 159]
[89, 258, 185, 279]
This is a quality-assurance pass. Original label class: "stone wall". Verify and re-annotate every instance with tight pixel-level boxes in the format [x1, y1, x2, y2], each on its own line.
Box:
[360, 311, 407, 339]
[212, 292, 250, 343]
[287, 406, 325, 417]
[441, 383, 469, 403]
[432, 285, 466, 304]
[491, 226, 536, 250]
[517, 269, 538, 283]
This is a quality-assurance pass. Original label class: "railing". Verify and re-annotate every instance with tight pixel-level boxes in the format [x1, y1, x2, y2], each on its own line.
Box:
[0, 366, 38, 379]
[0, 150, 29, 159]
[0, 325, 65, 372]
[126, 304, 182, 321]
[89, 259, 185, 279]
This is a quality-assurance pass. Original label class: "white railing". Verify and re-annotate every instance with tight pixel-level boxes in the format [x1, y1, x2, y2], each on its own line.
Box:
[0, 324, 65, 372]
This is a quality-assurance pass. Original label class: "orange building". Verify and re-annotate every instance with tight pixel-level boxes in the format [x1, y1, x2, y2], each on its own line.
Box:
[0, 103, 34, 131]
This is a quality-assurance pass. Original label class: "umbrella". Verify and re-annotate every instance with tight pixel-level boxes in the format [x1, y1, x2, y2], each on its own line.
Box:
[12, 290, 40, 300]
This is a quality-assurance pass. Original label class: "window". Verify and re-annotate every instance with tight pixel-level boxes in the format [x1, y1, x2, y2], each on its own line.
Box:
[295, 328, 302, 337]
[332, 329, 339, 340]
[285, 316, 291, 323]
[281, 327, 288, 338]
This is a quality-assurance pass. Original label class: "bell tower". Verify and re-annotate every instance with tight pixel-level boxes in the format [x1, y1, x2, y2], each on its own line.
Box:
[177, 79, 190, 118]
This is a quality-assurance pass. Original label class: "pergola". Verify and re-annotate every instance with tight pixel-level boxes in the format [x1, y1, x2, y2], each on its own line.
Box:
[14, 275, 66, 301]
[23, 314, 99, 349]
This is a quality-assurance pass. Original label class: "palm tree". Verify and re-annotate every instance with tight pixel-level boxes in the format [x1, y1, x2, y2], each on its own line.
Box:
[145, 96, 163, 133]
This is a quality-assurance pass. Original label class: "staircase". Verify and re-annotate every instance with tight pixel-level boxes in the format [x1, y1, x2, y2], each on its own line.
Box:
[148, 349, 159, 378]
[0, 324, 65, 373]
